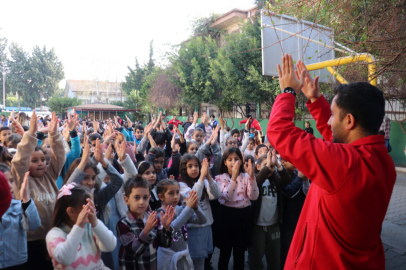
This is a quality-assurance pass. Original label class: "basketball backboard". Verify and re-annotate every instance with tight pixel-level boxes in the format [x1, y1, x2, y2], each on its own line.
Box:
[261, 11, 335, 83]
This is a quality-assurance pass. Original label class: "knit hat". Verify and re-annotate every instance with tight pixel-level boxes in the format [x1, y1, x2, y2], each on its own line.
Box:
[0, 171, 12, 217]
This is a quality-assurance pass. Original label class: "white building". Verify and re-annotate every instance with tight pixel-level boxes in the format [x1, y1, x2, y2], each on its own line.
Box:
[64, 80, 124, 104]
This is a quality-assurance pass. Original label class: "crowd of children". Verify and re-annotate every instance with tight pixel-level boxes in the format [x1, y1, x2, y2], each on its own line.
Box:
[0, 108, 311, 270]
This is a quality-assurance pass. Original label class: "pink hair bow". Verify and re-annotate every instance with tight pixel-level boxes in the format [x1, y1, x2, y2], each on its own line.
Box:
[57, 183, 77, 199]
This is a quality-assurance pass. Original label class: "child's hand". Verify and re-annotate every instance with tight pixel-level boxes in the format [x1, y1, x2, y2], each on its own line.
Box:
[247, 159, 254, 180]
[169, 175, 175, 180]
[148, 133, 157, 148]
[85, 199, 98, 228]
[232, 160, 240, 182]
[144, 211, 157, 235]
[94, 139, 108, 168]
[219, 116, 224, 129]
[170, 133, 176, 151]
[206, 133, 213, 145]
[27, 110, 37, 136]
[161, 206, 175, 231]
[76, 206, 90, 228]
[144, 122, 153, 137]
[9, 110, 15, 123]
[193, 112, 198, 124]
[117, 140, 126, 162]
[186, 190, 198, 209]
[211, 127, 219, 145]
[267, 150, 273, 169]
[104, 143, 114, 161]
[49, 112, 58, 134]
[200, 158, 209, 180]
[79, 137, 91, 170]
[272, 149, 281, 169]
[125, 115, 133, 127]
[133, 140, 138, 155]
[67, 113, 78, 131]
[298, 171, 308, 181]
[20, 172, 30, 203]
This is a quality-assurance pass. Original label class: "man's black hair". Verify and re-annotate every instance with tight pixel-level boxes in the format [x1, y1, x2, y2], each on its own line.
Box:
[246, 114, 252, 118]
[334, 82, 385, 135]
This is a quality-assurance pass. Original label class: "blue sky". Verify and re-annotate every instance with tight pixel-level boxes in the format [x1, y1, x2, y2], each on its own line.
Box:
[0, 0, 255, 88]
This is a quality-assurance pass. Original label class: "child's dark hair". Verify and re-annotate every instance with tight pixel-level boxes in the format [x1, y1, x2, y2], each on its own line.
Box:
[63, 158, 100, 186]
[180, 154, 209, 201]
[51, 185, 92, 227]
[168, 124, 174, 131]
[220, 147, 244, 175]
[89, 133, 103, 142]
[248, 137, 255, 144]
[34, 146, 47, 156]
[230, 128, 240, 137]
[186, 141, 198, 151]
[137, 161, 155, 175]
[156, 179, 179, 197]
[153, 147, 165, 159]
[254, 154, 268, 174]
[134, 125, 144, 132]
[4, 133, 22, 147]
[0, 146, 12, 164]
[0, 126, 11, 133]
[153, 132, 166, 146]
[244, 155, 255, 167]
[255, 144, 269, 156]
[180, 154, 201, 187]
[124, 175, 151, 197]
[225, 127, 231, 132]
[0, 162, 11, 173]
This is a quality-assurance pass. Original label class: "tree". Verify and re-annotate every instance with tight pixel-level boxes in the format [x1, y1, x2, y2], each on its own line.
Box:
[7, 42, 32, 110]
[29, 46, 64, 107]
[48, 96, 81, 115]
[170, 16, 278, 116]
[0, 29, 7, 105]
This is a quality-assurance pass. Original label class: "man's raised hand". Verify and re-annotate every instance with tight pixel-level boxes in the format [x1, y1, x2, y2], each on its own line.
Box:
[277, 54, 305, 94]
[295, 60, 321, 102]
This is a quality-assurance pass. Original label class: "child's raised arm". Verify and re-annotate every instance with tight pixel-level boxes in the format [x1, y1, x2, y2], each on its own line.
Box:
[20, 172, 41, 231]
[45, 112, 67, 181]
[11, 111, 38, 199]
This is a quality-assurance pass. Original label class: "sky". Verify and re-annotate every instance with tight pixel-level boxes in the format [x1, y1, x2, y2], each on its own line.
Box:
[0, 0, 256, 88]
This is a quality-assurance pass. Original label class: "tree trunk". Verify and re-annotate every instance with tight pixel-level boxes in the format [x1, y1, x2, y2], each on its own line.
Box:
[17, 92, 20, 111]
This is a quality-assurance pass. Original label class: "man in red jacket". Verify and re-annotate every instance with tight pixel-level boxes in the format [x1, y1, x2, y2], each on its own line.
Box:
[267, 54, 396, 270]
[239, 115, 262, 130]
[168, 115, 183, 128]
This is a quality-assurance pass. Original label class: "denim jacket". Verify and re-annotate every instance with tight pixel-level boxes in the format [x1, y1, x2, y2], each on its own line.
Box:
[0, 199, 41, 269]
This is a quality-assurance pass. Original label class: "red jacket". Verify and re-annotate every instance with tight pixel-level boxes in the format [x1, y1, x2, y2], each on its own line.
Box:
[240, 118, 262, 130]
[168, 119, 183, 128]
[267, 94, 396, 270]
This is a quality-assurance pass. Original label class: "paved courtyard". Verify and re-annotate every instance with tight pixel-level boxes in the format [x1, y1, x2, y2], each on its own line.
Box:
[209, 171, 406, 269]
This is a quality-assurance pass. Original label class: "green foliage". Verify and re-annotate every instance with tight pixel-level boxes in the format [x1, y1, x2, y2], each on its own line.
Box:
[189, 13, 223, 40]
[122, 40, 157, 115]
[29, 46, 64, 105]
[6, 43, 32, 108]
[47, 96, 81, 115]
[170, 17, 278, 115]
[111, 100, 124, 106]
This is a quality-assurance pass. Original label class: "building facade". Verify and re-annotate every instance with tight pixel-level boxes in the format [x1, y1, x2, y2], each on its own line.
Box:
[64, 80, 124, 104]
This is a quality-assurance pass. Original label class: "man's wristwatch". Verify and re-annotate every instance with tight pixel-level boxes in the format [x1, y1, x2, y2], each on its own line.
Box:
[282, 87, 296, 97]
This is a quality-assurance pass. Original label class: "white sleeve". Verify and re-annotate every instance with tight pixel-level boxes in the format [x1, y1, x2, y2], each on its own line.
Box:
[220, 130, 226, 153]
[302, 180, 311, 196]
[118, 154, 138, 184]
[46, 226, 85, 266]
[240, 131, 250, 153]
[92, 220, 117, 252]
